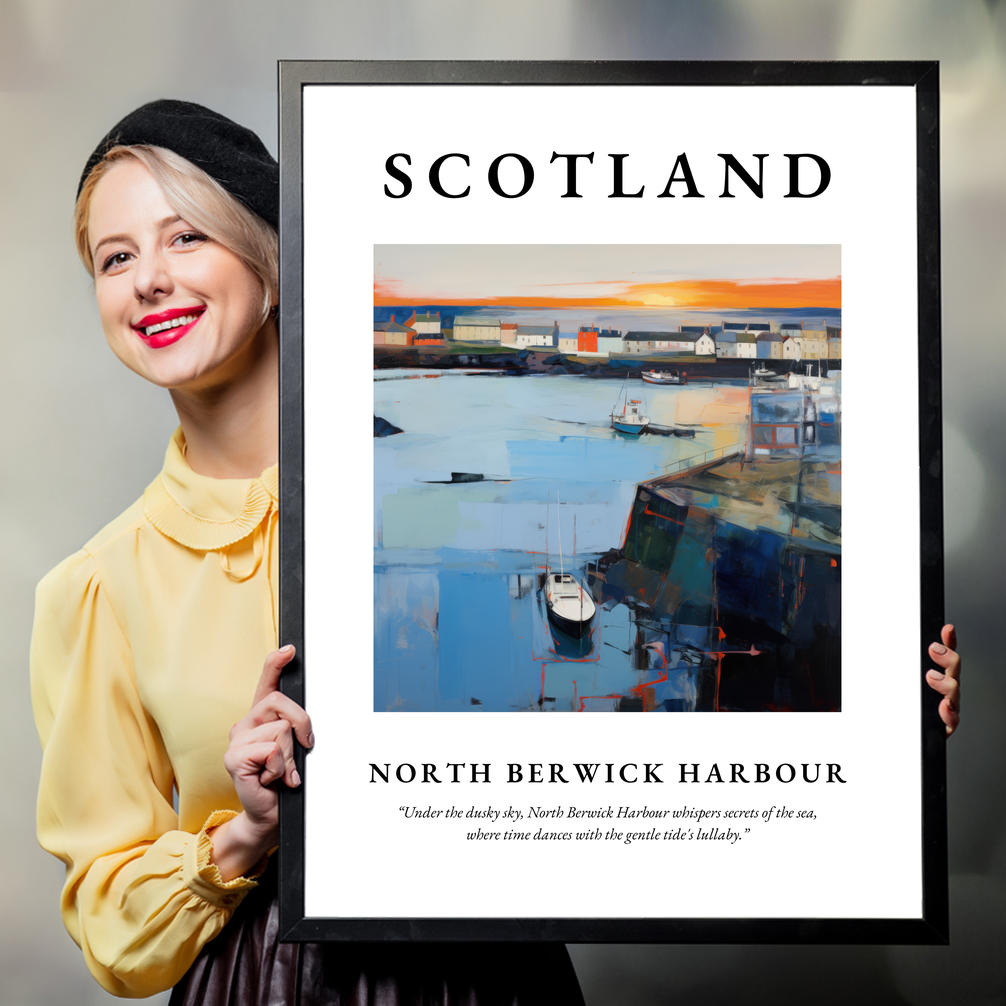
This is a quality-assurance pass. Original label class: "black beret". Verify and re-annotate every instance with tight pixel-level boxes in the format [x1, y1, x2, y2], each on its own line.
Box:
[78, 99, 278, 228]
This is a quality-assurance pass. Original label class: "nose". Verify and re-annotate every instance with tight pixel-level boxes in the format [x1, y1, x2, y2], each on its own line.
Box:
[133, 247, 173, 303]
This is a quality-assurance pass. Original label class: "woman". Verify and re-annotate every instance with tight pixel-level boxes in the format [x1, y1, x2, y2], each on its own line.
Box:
[31, 100, 585, 1003]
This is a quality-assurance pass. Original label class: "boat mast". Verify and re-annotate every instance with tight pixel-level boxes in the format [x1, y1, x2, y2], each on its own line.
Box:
[557, 493, 563, 576]
[578, 513, 583, 622]
[611, 370, 629, 425]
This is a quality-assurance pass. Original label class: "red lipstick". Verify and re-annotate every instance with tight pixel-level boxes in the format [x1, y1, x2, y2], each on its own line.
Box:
[132, 306, 205, 349]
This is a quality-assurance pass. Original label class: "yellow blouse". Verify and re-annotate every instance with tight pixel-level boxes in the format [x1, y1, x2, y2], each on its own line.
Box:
[31, 428, 279, 998]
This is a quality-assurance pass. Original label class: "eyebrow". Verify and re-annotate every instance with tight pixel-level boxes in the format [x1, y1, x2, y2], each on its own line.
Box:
[91, 214, 185, 258]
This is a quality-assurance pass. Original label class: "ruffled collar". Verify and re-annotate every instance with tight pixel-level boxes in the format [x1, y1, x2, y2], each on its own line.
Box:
[143, 428, 278, 551]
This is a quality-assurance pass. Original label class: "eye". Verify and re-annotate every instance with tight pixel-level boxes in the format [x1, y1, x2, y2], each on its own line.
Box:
[172, 230, 208, 249]
[100, 251, 132, 274]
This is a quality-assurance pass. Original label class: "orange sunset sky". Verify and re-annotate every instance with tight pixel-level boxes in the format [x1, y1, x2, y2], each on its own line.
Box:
[374, 245, 841, 311]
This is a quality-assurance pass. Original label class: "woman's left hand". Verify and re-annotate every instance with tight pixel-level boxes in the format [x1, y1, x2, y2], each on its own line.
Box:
[926, 624, 961, 737]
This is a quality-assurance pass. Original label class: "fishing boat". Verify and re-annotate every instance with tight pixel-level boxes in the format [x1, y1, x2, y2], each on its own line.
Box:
[641, 369, 686, 385]
[543, 494, 596, 639]
[610, 374, 649, 436]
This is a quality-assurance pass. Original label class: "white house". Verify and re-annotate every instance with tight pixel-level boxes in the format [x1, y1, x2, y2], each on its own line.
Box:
[734, 332, 758, 358]
[686, 333, 715, 355]
[515, 323, 557, 348]
[413, 311, 441, 336]
[624, 331, 706, 353]
[782, 336, 803, 360]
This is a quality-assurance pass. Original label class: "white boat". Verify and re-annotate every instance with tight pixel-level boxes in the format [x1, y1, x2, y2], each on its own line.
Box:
[610, 374, 649, 435]
[788, 361, 823, 391]
[641, 369, 686, 385]
[545, 572, 596, 639]
[751, 364, 787, 383]
[543, 494, 596, 639]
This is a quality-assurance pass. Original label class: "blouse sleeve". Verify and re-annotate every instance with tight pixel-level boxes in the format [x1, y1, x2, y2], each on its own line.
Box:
[31, 549, 262, 998]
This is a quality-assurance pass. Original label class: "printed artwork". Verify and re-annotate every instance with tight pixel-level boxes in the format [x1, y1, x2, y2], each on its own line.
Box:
[374, 245, 841, 712]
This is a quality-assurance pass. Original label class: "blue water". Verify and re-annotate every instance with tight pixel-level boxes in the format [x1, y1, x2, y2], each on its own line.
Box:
[374, 371, 739, 711]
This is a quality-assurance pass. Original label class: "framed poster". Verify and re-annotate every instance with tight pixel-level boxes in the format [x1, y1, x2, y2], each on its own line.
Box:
[277, 61, 946, 943]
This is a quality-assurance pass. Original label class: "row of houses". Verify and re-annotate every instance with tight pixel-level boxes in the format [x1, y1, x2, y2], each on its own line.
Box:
[715, 323, 842, 360]
[374, 310, 446, 347]
[374, 313, 842, 360]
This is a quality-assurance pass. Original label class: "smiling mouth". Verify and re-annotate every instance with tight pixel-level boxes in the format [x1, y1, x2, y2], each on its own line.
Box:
[135, 308, 205, 338]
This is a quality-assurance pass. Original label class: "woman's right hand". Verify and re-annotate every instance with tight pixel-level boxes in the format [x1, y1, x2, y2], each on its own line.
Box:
[209, 645, 314, 881]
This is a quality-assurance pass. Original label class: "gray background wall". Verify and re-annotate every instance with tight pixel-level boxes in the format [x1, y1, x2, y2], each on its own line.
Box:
[2, 2, 1003, 1003]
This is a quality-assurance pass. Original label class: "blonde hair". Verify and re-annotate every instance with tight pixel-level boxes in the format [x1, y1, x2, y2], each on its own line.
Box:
[75, 145, 278, 323]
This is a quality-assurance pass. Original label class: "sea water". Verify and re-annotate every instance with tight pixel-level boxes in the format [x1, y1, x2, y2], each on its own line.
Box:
[373, 371, 738, 712]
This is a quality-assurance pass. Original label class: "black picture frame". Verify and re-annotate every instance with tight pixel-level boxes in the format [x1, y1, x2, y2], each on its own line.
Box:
[277, 60, 945, 944]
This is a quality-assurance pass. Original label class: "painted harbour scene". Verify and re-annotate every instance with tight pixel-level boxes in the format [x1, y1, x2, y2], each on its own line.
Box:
[374, 245, 841, 713]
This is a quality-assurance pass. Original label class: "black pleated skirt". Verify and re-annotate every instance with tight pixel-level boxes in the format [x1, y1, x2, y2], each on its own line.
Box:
[169, 869, 585, 1006]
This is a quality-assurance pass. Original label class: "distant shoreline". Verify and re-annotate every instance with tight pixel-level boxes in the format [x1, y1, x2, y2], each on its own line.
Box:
[374, 345, 840, 380]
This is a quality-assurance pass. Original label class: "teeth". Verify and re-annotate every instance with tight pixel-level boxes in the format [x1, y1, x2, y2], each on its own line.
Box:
[142, 313, 199, 337]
